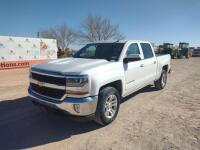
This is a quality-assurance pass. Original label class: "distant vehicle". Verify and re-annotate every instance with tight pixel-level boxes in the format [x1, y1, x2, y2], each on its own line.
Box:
[192, 48, 200, 57]
[158, 43, 173, 58]
[158, 42, 191, 59]
[28, 40, 171, 125]
[178, 42, 191, 58]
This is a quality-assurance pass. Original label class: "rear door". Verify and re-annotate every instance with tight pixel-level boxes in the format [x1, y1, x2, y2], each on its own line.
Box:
[140, 43, 157, 84]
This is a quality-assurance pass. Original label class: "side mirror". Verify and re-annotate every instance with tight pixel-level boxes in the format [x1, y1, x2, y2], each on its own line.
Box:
[123, 54, 141, 63]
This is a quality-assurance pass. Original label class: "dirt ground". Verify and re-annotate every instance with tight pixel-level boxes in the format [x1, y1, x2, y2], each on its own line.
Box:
[0, 58, 200, 150]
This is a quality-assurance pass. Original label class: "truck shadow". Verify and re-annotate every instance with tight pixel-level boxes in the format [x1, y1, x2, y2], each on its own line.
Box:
[0, 85, 157, 149]
[0, 97, 101, 150]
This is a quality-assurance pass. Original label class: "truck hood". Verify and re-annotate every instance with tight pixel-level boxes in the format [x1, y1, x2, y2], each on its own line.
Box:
[31, 58, 114, 75]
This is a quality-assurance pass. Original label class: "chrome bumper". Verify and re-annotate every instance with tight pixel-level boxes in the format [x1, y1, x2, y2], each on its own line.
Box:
[28, 88, 98, 116]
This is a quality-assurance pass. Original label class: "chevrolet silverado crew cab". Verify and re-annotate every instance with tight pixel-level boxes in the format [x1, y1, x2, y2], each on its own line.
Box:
[28, 40, 171, 125]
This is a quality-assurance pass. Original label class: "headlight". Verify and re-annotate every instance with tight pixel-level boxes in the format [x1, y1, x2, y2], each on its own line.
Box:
[66, 75, 89, 95]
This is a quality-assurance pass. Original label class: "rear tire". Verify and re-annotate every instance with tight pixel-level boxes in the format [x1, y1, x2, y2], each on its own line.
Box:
[154, 69, 167, 90]
[94, 87, 120, 126]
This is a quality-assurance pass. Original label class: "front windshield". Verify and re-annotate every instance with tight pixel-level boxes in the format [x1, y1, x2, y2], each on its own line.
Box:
[181, 44, 189, 48]
[73, 43, 125, 61]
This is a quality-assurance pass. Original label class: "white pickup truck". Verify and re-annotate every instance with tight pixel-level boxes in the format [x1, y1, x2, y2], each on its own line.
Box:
[28, 40, 171, 125]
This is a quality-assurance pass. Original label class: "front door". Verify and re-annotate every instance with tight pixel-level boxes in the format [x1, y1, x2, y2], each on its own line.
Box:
[124, 43, 145, 94]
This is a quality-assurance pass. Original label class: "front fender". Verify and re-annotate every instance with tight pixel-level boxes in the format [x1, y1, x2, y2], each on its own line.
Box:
[90, 69, 125, 96]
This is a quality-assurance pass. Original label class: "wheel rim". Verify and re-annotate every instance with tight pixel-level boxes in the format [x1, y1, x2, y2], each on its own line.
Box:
[161, 72, 167, 87]
[104, 94, 118, 119]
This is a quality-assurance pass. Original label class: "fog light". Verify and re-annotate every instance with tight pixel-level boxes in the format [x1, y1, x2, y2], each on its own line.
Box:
[73, 104, 80, 113]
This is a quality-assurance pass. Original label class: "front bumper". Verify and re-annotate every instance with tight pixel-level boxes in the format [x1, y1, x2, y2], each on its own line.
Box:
[28, 87, 98, 116]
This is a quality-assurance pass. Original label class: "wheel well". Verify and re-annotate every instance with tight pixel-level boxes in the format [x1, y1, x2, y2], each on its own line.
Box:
[99, 80, 122, 97]
[162, 65, 168, 72]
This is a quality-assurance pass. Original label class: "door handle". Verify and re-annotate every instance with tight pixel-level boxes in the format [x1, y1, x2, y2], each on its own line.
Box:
[153, 61, 156, 64]
[140, 64, 144, 67]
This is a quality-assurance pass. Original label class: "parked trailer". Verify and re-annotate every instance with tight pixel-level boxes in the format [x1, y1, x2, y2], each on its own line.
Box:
[192, 48, 200, 57]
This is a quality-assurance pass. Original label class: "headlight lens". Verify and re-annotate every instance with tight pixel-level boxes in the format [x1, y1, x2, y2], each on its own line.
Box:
[66, 76, 88, 87]
[66, 75, 89, 95]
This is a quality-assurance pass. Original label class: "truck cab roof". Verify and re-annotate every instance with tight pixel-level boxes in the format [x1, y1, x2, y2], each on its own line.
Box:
[89, 40, 150, 44]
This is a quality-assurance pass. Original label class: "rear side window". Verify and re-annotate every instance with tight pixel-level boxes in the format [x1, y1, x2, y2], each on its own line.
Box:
[140, 43, 154, 59]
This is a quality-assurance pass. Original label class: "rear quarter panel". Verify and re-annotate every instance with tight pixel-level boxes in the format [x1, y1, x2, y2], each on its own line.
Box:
[156, 54, 171, 80]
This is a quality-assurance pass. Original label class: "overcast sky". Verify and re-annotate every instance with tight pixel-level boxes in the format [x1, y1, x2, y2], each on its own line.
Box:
[0, 0, 199, 47]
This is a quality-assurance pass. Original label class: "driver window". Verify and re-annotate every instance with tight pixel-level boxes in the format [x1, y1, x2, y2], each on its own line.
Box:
[127, 43, 140, 56]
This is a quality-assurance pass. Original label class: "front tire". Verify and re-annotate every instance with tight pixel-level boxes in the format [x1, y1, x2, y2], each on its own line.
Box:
[94, 87, 120, 126]
[154, 69, 167, 90]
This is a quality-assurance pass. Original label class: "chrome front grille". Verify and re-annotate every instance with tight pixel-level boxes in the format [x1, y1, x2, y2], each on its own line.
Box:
[30, 71, 66, 100]
[30, 83, 65, 100]
[31, 72, 66, 86]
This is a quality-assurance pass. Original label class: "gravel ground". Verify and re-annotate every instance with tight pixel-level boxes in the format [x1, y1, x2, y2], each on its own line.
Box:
[0, 58, 200, 150]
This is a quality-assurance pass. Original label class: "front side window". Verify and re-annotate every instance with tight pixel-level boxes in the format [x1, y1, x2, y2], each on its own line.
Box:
[127, 43, 140, 55]
[73, 43, 125, 61]
[140, 43, 154, 59]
